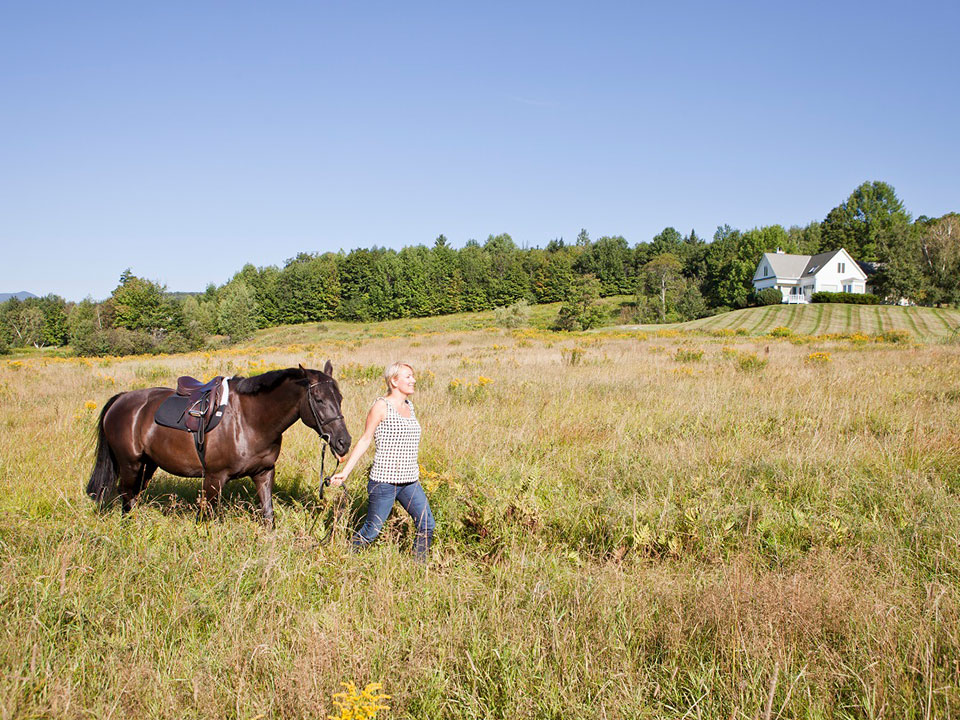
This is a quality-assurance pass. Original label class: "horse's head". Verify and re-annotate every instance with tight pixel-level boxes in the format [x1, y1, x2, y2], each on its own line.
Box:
[298, 362, 351, 459]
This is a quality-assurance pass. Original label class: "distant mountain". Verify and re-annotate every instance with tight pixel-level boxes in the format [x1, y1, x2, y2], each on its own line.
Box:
[0, 291, 38, 303]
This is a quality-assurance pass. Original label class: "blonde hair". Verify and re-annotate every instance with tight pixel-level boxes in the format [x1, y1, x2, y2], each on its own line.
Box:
[383, 361, 414, 392]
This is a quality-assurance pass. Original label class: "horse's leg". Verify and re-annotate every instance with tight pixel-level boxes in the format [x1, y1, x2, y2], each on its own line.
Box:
[116, 460, 144, 514]
[199, 471, 229, 521]
[138, 459, 158, 495]
[253, 467, 276, 529]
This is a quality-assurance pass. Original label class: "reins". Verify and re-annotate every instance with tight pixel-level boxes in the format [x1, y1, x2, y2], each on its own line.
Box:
[304, 378, 351, 543]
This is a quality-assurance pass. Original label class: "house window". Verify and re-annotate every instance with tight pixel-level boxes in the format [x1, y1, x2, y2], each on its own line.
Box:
[838, 262, 845, 273]
[843, 284, 853, 293]
[764, 264, 769, 276]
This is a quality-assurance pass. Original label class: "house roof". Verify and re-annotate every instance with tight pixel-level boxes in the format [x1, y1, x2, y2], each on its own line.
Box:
[759, 248, 861, 280]
[801, 250, 842, 277]
[760, 252, 809, 278]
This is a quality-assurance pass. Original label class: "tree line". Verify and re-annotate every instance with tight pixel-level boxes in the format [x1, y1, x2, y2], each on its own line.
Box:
[1, 181, 957, 355]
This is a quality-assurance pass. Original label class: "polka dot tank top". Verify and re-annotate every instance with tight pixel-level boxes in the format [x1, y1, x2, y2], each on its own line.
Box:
[369, 397, 422, 484]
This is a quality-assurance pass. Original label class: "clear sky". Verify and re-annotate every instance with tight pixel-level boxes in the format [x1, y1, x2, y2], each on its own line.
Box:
[2, 0, 958, 301]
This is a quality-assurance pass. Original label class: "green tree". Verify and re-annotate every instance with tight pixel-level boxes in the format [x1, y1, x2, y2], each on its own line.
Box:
[821, 181, 911, 262]
[1, 295, 68, 347]
[586, 235, 632, 295]
[702, 225, 795, 308]
[10, 305, 45, 347]
[431, 235, 463, 315]
[275, 253, 341, 324]
[919, 213, 960, 306]
[650, 227, 683, 257]
[640, 254, 685, 323]
[787, 221, 823, 255]
[218, 281, 258, 341]
[111, 270, 166, 332]
[552, 274, 604, 331]
[457, 242, 491, 311]
[68, 299, 105, 355]
[182, 295, 218, 345]
[873, 225, 925, 303]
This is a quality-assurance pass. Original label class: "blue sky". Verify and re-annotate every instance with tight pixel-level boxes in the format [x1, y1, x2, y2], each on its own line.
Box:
[2, 1, 958, 301]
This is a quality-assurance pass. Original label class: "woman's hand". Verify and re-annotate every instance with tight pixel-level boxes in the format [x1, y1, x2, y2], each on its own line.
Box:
[329, 471, 347, 487]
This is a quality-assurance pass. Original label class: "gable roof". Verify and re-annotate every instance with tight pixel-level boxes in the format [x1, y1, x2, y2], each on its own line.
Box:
[759, 252, 809, 278]
[757, 248, 866, 281]
[801, 250, 842, 277]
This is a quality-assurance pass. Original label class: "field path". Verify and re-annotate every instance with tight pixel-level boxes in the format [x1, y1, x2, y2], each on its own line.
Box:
[750, 306, 781, 334]
[873, 306, 885, 334]
[808, 304, 826, 335]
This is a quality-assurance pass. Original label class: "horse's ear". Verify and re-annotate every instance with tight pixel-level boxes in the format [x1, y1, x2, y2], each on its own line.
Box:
[323, 360, 334, 377]
[298, 364, 308, 377]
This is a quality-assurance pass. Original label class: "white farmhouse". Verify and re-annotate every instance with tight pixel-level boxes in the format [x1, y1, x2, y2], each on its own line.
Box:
[752, 248, 868, 303]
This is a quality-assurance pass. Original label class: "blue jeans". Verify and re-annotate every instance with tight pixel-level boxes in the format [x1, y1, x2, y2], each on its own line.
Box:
[353, 480, 435, 561]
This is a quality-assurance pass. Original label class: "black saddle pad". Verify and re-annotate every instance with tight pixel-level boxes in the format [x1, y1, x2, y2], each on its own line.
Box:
[154, 394, 225, 434]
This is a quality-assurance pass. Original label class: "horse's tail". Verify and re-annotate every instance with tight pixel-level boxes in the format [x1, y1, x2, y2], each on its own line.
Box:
[87, 393, 122, 503]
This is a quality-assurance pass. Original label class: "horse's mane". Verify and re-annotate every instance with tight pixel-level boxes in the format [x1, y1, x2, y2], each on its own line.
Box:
[232, 368, 304, 395]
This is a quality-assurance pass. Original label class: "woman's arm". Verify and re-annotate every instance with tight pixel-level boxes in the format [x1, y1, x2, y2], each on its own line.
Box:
[329, 400, 386, 486]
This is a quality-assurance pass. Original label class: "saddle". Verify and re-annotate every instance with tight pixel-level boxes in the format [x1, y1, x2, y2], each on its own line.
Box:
[154, 376, 229, 468]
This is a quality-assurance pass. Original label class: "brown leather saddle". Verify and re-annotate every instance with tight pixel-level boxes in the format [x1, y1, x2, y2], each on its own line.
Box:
[154, 376, 227, 468]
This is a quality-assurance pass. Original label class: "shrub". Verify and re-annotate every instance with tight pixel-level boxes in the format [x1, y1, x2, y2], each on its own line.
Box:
[754, 288, 783, 306]
[811, 291, 880, 305]
[101, 328, 155, 356]
[447, 376, 493, 403]
[552, 275, 604, 331]
[674, 348, 704, 363]
[73, 328, 155, 356]
[806, 351, 831, 364]
[879, 329, 911, 343]
[768, 326, 793, 337]
[561, 347, 584, 366]
[156, 331, 192, 354]
[737, 352, 768, 372]
[494, 299, 531, 328]
[0, 335, 8, 355]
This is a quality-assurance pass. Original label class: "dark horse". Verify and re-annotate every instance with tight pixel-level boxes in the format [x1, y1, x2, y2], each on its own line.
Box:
[86, 363, 351, 526]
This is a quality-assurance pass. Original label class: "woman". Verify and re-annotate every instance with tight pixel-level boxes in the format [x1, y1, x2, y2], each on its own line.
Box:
[329, 361, 435, 560]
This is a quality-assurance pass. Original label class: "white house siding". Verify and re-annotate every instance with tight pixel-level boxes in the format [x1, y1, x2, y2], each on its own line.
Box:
[752, 248, 867, 303]
[807, 250, 867, 294]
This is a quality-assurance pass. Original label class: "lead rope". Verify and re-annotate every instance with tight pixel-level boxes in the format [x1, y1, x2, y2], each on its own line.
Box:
[309, 440, 352, 545]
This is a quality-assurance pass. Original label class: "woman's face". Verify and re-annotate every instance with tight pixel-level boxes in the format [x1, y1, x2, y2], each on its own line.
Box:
[392, 367, 416, 395]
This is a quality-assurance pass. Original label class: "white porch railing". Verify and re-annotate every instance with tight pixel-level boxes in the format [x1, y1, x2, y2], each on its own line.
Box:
[784, 294, 807, 304]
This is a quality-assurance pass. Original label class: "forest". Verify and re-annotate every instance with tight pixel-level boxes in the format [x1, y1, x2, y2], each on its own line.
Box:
[2, 181, 957, 355]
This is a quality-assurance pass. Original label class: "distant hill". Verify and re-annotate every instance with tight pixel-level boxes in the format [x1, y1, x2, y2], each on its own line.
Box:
[0, 291, 38, 303]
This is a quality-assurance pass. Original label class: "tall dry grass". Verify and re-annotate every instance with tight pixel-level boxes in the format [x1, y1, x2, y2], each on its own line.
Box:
[0, 327, 958, 718]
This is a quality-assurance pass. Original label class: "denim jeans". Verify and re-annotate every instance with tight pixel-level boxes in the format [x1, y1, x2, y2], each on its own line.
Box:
[353, 480, 435, 561]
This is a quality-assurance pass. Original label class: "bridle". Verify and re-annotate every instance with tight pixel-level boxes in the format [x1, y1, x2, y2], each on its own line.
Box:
[303, 377, 352, 540]
[304, 378, 344, 499]
[305, 378, 344, 442]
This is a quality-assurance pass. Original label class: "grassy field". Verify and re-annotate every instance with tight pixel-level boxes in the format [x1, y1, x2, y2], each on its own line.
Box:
[1, 319, 959, 718]
[628, 303, 960, 341]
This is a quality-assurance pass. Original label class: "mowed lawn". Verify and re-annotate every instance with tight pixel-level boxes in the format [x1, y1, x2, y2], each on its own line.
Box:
[1, 321, 959, 718]
[631, 303, 960, 340]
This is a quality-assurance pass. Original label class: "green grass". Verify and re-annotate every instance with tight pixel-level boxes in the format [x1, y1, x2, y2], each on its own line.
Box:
[2, 318, 960, 717]
[247, 296, 634, 348]
[628, 303, 960, 341]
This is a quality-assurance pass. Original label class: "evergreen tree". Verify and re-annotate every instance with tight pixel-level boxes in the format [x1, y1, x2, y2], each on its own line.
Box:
[552, 274, 604, 331]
